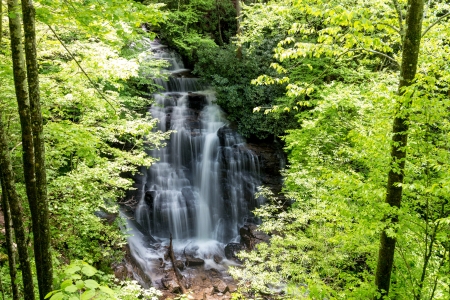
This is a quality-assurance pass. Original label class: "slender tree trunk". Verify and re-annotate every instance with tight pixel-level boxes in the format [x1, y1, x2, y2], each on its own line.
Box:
[0, 175, 20, 300]
[0, 111, 35, 300]
[7, 0, 45, 297]
[21, 0, 53, 296]
[374, 0, 425, 298]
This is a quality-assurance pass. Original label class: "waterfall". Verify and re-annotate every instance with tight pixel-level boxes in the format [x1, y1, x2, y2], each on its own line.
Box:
[123, 39, 263, 285]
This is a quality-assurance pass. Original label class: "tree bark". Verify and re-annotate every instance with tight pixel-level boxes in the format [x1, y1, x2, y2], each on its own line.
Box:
[374, 0, 425, 298]
[0, 174, 20, 300]
[21, 0, 53, 296]
[0, 111, 35, 300]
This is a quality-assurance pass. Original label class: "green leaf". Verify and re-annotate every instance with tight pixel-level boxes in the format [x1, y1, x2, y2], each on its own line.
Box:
[71, 274, 82, 280]
[84, 279, 99, 290]
[99, 285, 115, 295]
[81, 265, 97, 277]
[61, 279, 73, 289]
[65, 266, 81, 275]
[44, 290, 59, 299]
[65, 284, 78, 293]
[81, 289, 96, 300]
[50, 292, 65, 300]
[76, 280, 85, 289]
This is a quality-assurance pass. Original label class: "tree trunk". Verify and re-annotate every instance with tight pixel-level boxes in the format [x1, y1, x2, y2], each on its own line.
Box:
[0, 175, 20, 300]
[7, 0, 45, 297]
[374, 0, 425, 298]
[0, 111, 35, 300]
[21, 0, 53, 296]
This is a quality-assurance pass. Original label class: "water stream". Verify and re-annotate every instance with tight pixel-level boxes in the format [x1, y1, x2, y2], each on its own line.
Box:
[123, 40, 263, 286]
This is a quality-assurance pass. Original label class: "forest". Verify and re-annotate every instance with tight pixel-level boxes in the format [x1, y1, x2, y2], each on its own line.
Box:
[0, 0, 449, 299]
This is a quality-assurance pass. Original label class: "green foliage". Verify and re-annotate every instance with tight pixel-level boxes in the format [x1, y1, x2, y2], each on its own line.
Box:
[231, 0, 450, 297]
[46, 261, 162, 299]
[194, 42, 297, 139]
[154, 0, 237, 64]
[35, 28, 170, 263]
[230, 77, 394, 298]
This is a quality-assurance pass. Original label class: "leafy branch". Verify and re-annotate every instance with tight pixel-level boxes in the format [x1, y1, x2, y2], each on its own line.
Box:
[421, 11, 450, 38]
[47, 25, 117, 112]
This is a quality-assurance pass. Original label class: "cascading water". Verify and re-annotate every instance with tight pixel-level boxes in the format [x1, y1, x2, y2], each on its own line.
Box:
[123, 39, 263, 287]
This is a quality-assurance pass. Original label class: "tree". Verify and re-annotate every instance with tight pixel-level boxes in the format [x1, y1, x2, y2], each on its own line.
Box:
[8, 0, 53, 297]
[21, 0, 53, 296]
[0, 109, 35, 300]
[229, 0, 450, 298]
[0, 174, 20, 300]
[374, 0, 425, 297]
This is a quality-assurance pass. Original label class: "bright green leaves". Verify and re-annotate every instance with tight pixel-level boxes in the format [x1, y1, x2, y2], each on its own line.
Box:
[35, 0, 165, 47]
[46, 262, 116, 300]
[240, 0, 401, 101]
[231, 75, 396, 298]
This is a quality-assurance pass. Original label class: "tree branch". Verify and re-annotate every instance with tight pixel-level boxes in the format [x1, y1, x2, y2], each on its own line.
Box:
[47, 25, 117, 112]
[392, 0, 404, 38]
[422, 12, 450, 38]
[352, 48, 400, 66]
[376, 22, 401, 35]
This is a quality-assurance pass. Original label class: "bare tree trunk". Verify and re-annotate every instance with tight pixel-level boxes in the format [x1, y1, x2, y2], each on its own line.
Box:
[374, 0, 425, 298]
[21, 0, 53, 297]
[0, 175, 20, 300]
[0, 110, 35, 300]
[6, 0, 46, 298]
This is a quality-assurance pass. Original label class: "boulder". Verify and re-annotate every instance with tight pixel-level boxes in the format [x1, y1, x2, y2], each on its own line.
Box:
[224, 243, 244, 260]
[144, 190, 157, 207]
[186, 257, 205, 267]
[239, 223, 270, 250]
[174, 260, 185, 271]
[212, 279, 229, 294]
[161, 278, 181, 293]
[213, 254, 223, 264]
[227, 284, 237, 293]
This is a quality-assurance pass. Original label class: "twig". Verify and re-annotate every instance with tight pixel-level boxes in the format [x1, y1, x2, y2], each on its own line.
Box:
[422, 12, 450, 38]
[47, 25, 117, 112]
[392, 0, 404, 38]
[375, 22, 401, 35]
[351, 48, 399, 66]
[10, 142, 22, 154]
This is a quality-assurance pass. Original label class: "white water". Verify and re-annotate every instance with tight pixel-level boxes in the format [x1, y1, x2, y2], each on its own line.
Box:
[124, 39, 263, 284]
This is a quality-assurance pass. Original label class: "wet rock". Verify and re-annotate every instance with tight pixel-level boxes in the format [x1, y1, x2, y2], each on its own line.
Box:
[213, 255, 223, 264]
[224, 243, 244, 260]
[186, 257, 205, 267]
[144, 190, 156, 207]
[240, 223, 270, 250]
[161, 278, 181, 293]
[207, 268, 221, 278]
[212, 279, 229, 294]
[205, 286, 214, 295]
[158, 258, 166, 268]
[227, 284, 237, 293]
[113, 265, 127, 281]
[174, 260, 185, 271]
[188, 93, 208, 111]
